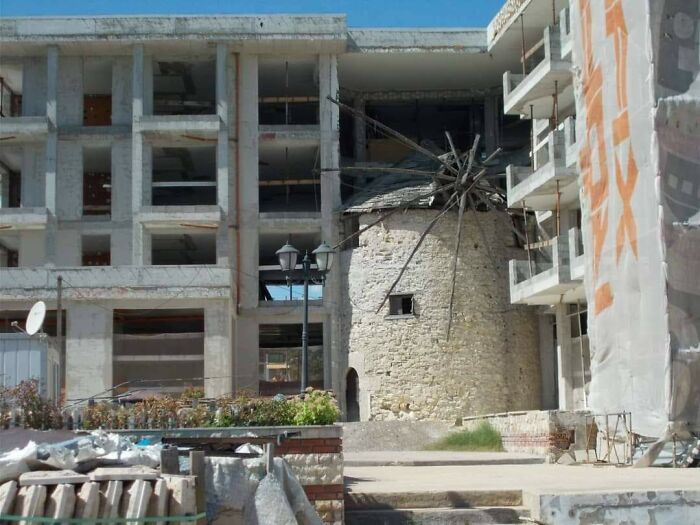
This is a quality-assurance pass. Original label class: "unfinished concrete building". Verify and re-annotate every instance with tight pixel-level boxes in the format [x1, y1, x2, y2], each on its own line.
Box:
[488, 0, 590, 412]
[0, 15, 550, 420]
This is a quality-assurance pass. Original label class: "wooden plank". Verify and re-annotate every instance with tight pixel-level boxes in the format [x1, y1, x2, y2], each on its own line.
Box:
[90, 467, 159, 482]
[258, 178, 318, 187]
[188, 451, 206, 525]
[114, 354, 204, 362]
[258, 96, 319, 104]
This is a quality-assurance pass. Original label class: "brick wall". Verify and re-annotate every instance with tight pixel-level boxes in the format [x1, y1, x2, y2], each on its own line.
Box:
[276, 425, 344, 525]
[463, 410, 588, 462]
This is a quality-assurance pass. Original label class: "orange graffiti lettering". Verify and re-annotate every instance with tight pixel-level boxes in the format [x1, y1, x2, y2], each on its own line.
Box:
[579, 0, 613, 314]
[615, 151, 639, 262]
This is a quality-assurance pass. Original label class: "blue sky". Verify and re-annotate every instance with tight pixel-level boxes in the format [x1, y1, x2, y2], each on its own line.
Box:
[0, 1, 500, 27]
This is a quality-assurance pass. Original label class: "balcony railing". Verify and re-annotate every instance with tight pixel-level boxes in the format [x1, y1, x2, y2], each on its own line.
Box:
[509, 234, 583, 304]
[503, 25, 572, 118]
[507, 117, 578, 210]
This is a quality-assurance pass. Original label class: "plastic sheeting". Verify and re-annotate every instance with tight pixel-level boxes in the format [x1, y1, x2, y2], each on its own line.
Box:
[571, 0, 700, 438]
[205, 456, 322, 525]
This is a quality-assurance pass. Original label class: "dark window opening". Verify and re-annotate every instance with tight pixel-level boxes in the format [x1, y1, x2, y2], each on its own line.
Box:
[153, 60, 215, 116]
[258, 57, 319, 125]
[83, 59, 113, 126]
[152, 146, 216, 206]
[388, 294, 414, 316]
[0, 66, 23, 117]
[82, 235, 110, 267]
[113, 309, 204, 396]
[1, 146, 23, 208]
[259, 323, 324, 396]
[83, 147, 112, 216]
[151, 233, 216, 266]
[258, 142, 320, 213]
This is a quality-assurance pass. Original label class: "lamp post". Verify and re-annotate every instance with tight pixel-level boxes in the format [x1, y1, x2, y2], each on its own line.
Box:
[276, 241, 335, 393]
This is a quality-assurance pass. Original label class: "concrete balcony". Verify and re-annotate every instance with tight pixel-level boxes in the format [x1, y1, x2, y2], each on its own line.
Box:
[0, 116, 49, 142]
[136, 115, 220, 141]
[503, 25, 572, 118]
[568, 227, 585, 281]
[137, 205, 222, 229]
[0, 265, 231, 300]
[509, 234, 583, 305]
[0, 207, 49, 230]
[507, 117, 578, 210]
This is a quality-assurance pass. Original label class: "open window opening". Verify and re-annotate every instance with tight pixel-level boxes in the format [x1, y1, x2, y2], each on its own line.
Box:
[152, 146, 216, 206]
[0, 146, 22, 209]
[153, 60, 215, 116]
[364, 101, 483, 162]
[113, 309, 204, 396]
[388, 294, 415, 317]
[258, 57, 319, 125]
[83, 59, 112, 126]
[259, 140, 320, 213]
[83, 146, 111, 216]
[151, 232, 216, 265]
[259, 231, 322, 302]
[258, 323, 323, 395]
[0, 235, 19, 268]
[82, 234, 110, 266]
[0, 62, 23, 117]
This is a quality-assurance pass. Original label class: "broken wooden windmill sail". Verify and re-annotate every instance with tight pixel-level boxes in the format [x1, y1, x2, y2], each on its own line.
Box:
[326, 96, 526, 339]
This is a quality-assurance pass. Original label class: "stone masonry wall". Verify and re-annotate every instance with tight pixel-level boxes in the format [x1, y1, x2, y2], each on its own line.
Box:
[341, 209, 540, 422]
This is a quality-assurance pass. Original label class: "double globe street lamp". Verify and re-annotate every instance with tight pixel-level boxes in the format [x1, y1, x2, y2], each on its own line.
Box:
[275, 241, 335, 393]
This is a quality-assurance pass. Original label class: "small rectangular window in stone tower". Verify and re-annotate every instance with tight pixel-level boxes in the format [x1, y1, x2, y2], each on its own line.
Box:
[389, 294, 414, 316]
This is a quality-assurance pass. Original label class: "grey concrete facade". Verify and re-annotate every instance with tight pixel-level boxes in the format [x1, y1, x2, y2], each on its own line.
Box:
[1, 14, 555, 421]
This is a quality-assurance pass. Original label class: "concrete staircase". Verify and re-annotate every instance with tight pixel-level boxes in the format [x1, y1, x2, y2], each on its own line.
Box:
[345, 490, 529, 525]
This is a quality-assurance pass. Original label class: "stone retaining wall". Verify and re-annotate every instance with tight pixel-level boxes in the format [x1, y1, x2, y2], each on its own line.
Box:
[463, 410, 589, 462]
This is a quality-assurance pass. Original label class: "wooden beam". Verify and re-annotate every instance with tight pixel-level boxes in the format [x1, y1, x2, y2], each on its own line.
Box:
[258, 178, 318, 187]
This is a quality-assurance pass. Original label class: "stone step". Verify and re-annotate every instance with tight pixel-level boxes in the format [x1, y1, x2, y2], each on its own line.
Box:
[345, 490, 522, 510]
[345, 506, 529, 525]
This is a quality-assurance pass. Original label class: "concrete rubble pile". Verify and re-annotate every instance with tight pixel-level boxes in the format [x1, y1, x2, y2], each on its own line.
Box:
[0, 431, 323, 524]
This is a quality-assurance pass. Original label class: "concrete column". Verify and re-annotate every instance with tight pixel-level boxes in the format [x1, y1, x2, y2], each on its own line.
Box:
[204, 301, 233, 396]
[319, 54, 341, 391]
[353, 95, 367, 162]
[0, 166, 9, 208]
[57, 57, 83, 126]
[45, 46, 59, 267]
[131, 45, 145, 265]
[56, 142, 82, 221]
[236, 54, 259, 309]
[484, 94, 500, 155]
[539, 311, 558, 409]
[234, 317, 259, 394]
[555, 303, 574, 410]
[18, 231, 45, 267]
[233, 53, 259, 394]
[66, 303, 113, 402]
[21, 57, 47, 117]
[215, 44, 231, 267]
[112, 57, 133, 125]
[21, 144, 45, 207]
[111, 139, 133, 264]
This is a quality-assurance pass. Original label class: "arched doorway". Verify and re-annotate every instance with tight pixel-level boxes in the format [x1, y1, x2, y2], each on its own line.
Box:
[345, 368, 360, 422]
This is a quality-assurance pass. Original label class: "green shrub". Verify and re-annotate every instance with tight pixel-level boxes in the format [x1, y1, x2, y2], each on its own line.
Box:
[291, 389, 340, 426]
[425, 422, 504, 452]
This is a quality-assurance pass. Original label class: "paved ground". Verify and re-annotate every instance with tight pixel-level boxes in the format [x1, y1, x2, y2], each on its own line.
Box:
[342, 421, 454, 452]
[345, 450, 543, 466]
[345, 462, 700, 494]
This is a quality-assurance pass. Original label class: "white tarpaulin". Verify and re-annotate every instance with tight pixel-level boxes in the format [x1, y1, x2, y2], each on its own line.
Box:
[571, 0, 700, 438]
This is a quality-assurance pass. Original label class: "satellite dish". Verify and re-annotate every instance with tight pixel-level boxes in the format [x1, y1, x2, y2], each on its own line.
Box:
[26, 301, 47, 336]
